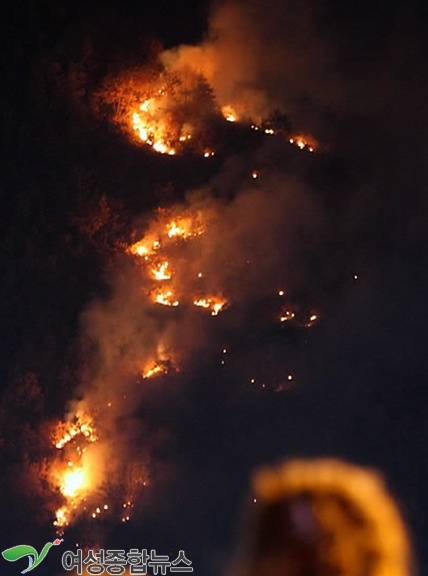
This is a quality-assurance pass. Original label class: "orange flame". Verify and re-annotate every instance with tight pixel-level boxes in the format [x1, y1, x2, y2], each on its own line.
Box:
[50, 414, 100, 528]
[193, 296, 227, 316]
[151, 261, 172, 280]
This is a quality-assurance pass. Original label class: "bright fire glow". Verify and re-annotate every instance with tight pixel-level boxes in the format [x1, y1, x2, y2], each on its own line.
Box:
[50, 414, 99, 528]
[142, 361, 173, 379]
[143, 364, 165, 379]
[305, 313, 318, 327]
[288, 134, 318, 152]
[166, 218, 196, 239]
[54, 414, 97, 449]
[151, 261, 171, 280]
[193, 296, 227, 316]
[62, 467, 86, 498]
[153, 289, 179, 307]
[132, 99, 177, 156]
[280, 310, 295, 322]
[222, 105, 238, 122]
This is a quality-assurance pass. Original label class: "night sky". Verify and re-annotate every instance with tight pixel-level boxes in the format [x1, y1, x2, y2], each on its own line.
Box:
[1, 1, 428, 575]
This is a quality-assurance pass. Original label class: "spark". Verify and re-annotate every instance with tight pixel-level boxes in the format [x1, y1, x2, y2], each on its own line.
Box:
[305, 313, 319, 327]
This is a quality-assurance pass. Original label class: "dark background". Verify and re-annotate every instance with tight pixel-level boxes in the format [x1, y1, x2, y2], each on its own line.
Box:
[0, 1, 427, 575]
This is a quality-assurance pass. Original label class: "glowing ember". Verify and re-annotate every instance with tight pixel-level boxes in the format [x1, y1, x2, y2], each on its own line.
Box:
[280, 310, 295, 322]
[288, 134, 318, 152]
[305, 313, 318, 327]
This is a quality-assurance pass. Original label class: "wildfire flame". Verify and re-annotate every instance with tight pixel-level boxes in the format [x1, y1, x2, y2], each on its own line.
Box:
[151, 261, 172, 280]
[128, 209, 229, 319]
[54, 415, 98, 449]
[222, 105, 238, 122]
[102, 68, 217, 157]
[61, 467, 87, 498]
[193, 296, 227, 316]
[50, 414, 99, 528]
[40, 55, 331, 538]
[153, 288, 179, 307]
[45, 200, 321, 531]
[288, 134, 318, 152]
[132, 98, 177, 156]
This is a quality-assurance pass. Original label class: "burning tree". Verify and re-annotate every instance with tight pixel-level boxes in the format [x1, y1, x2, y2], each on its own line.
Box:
[94, 64, 219, 155]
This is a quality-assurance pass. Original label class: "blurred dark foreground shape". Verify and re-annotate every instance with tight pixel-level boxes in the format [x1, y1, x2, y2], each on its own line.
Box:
[232, 459, 416, 576]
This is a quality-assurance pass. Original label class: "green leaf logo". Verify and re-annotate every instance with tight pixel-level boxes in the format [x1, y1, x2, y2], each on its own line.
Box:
[2, 539, 62, 573]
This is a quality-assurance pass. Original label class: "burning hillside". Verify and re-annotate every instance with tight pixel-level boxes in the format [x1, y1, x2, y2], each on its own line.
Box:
[0, 0, 424, 574]
[20, 17, 328, 539]
[95, 60, 320, 158]
[42, 172, 324, 531]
